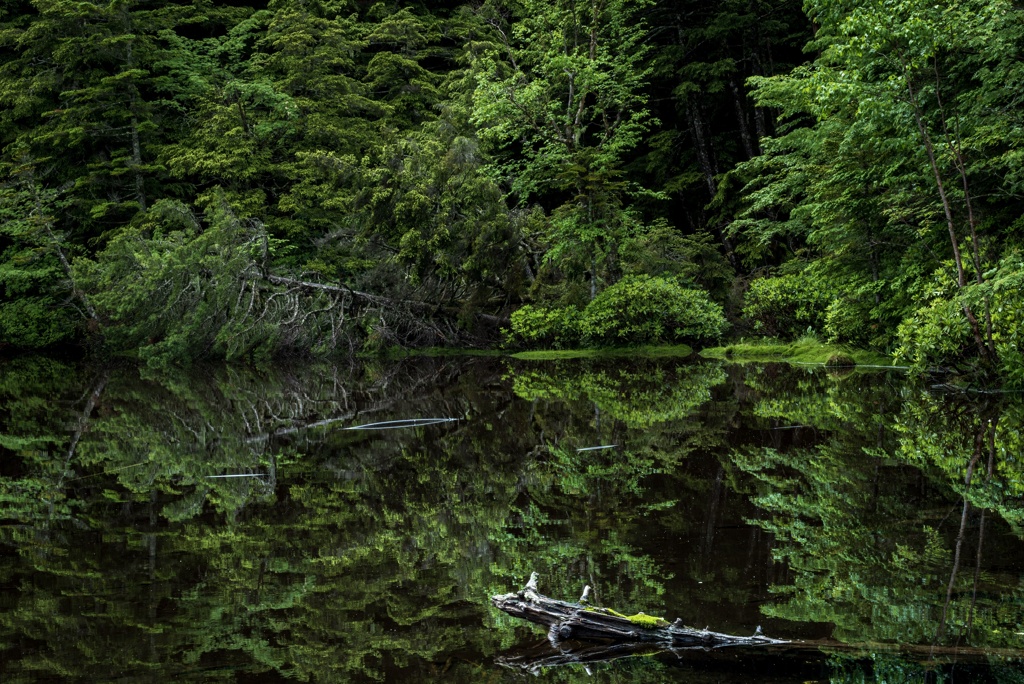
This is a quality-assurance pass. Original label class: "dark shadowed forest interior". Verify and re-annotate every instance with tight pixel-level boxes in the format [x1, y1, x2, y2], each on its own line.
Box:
[1, 0, 1023, 385]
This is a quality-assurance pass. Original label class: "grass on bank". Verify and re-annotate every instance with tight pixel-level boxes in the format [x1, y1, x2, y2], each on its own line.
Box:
[509, 344, 693, 361]
[699, 336, 894, 367]
[363, 345, 696, 360]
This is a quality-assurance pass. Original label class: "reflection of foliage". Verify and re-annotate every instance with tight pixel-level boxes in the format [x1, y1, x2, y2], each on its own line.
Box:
[893, 390, 1024, 530]
[1, 355, 731, 682]
[509, 359, 726, 428]
[5, 356, 1024, 681]
[731, 365, 1024, 654]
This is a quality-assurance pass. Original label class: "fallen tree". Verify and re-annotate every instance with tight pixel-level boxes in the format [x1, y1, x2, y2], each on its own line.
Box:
[492, 573, 1024, 672]
[491, 572, 789, 648]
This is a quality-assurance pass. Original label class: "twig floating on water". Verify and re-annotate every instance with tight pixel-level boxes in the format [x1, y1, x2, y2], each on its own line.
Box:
[576, 445, 618, 452]
[344, 418, 458, 430]
[206, 474, 267, 479]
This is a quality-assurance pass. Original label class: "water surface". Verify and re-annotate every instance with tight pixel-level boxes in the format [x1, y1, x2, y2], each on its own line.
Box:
[1, 354, 1023, 682]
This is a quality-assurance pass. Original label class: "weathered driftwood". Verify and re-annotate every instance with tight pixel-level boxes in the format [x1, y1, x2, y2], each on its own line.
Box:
[491, 572, 789, 648]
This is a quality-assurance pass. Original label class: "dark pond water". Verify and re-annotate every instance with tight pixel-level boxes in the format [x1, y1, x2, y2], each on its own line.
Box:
[1, 353, 1023, 682]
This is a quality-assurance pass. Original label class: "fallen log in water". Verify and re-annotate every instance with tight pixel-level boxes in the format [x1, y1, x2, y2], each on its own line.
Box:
[491, 572, 789, 648]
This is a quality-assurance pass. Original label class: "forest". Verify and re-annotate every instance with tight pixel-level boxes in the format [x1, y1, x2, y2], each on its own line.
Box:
[1, 0, 1022, 382]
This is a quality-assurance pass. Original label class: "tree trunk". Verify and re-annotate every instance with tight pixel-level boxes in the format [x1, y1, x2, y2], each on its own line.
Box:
[730, 78, 757, 159]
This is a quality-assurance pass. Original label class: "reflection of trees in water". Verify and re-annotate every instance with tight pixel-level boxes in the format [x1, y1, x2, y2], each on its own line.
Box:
[1, 357, 509, 680]
[0, 355, 733, 682]
[5, 357, 1023, 681]
[730, 368, 1024, 665]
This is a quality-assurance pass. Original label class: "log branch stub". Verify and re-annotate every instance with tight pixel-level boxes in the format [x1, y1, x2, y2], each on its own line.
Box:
[492, 574, 789, 649]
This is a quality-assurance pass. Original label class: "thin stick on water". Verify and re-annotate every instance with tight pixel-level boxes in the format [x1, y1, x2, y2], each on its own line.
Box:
[344, 418, 458, 430]
[206, 473, 267, 479]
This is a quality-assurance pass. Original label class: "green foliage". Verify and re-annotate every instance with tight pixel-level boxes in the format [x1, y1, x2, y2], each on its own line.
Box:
[508, 275, 727, 348]
[470, 0, 658, 296]
[823, 297, 876, 348]
[725, 0, 1024, 381]
[894, 294, 973, 371]
[984, 252, 1024, 387]
[578, 275, 727, 346]
[619, 223, 735, 302]
[0, 0, 1021, 389]
[75, 196, 345, 365]
[0, 154, 90, 348]
[508, 304, 581, 348]
[742, 273, 831, 338]
[0, 296, 77, 348]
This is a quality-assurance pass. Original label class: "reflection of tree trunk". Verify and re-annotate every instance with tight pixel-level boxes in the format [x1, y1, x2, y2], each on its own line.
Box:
[965, 417, 998, 641]
[60, 373, 109, 479]
[704, 465, 724, 565]
[743, 527, 760, 583]
[936, 430, 984, 644]
[49, 372, 108, 521]
[937, 497, 970, 645]
[148, 489, 157, 665]
[964, 509, 986, 642]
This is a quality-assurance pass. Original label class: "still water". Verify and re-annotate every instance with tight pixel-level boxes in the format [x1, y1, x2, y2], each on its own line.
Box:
[1, 353, 1023, 682]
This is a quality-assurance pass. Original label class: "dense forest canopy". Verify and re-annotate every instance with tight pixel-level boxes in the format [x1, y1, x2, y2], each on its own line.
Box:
[0, 0, 1022, 381]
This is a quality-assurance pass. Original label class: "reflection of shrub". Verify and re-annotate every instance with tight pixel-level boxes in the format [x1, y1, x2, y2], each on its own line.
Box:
[743, 274, 831, 338]
[509, 361, 727, 428]
[578, 276, 727, 345]
[825, 353, 855, 368]
[508, 305, 581, 348]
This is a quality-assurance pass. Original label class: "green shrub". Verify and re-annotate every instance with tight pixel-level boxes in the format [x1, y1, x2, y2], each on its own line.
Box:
[894, 296, 972, 369]
[507, 304, 581, 348]
[980, 254, 1024, 387]
[578, 275, 727, 345]
[824, 298, 875, 346]
[743, 273, 831, 338]
[0, 296, 79, 348]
